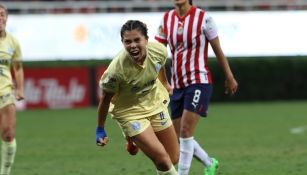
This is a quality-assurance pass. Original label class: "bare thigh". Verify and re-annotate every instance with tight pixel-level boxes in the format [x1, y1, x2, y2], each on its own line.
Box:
[155, 125, 179, 164]
[132, 125, 173, 171]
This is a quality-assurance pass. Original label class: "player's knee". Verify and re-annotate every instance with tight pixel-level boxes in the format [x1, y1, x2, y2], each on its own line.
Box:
[153, 153, 172, 171]
[167, 146, 179, 165]
[170, 152, 179, 165]
[1, 127, 15, 141]
[180, 124, 193, 137]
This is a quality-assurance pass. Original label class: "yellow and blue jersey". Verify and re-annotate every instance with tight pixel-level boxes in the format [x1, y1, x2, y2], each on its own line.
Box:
[99, 42, 169, 121]
[0, 32, 22, 96]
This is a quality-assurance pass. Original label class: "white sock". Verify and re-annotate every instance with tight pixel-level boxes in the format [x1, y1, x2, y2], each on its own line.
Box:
[193, 139, 212, 167]
[156, 165, 178, 175]
[178, 137, 194, 175]
[1, 139, 17, 175]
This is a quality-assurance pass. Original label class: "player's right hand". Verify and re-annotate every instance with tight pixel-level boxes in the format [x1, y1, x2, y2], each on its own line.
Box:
[96, 127, 109, 146]
[224, 77, 238, 96]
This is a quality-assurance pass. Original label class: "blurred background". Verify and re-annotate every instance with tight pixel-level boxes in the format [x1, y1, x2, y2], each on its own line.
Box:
[3, 0, 307, 109]
[2, 1, 307, 175]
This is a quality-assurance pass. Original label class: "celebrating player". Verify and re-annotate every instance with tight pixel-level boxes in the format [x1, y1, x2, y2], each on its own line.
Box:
[96, 20, 179, 175]
[155, 0, 238, 175]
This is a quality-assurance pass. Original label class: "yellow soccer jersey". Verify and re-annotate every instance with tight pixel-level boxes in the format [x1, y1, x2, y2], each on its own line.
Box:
[99, 42, 169, 121]
[0, 32, 22, 96]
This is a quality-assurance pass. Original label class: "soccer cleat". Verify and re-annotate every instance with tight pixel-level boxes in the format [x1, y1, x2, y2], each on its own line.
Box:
[126, 137, 139, 155]
[204, 158, 219, 175]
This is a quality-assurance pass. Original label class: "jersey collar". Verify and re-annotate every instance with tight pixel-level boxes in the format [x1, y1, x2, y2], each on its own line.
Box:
[175, 6, 196, 21]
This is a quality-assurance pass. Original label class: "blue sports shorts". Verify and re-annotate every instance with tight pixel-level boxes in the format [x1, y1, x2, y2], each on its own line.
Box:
[170, 84, 213, 119]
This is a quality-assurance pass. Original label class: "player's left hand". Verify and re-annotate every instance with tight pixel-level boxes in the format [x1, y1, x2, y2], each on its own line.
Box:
[96, 127, 109, 146]
[15, 89, 24, 101]
[165, 82, 173, 96]
[225, 77, 238, 96]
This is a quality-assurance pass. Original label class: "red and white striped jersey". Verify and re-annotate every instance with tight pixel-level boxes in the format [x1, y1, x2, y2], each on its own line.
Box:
[155, 6, 218, 89]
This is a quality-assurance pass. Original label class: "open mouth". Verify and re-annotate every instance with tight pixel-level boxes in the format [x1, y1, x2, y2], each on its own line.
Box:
[130, 50, 140, 58]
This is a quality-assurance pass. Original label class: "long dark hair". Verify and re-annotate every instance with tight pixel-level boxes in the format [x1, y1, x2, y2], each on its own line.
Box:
[189, 0, 193, 5]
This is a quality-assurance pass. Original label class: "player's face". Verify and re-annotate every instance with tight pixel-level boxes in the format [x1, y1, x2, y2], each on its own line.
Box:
[0, 7, 7, 33]
[122, 29, 148, 64]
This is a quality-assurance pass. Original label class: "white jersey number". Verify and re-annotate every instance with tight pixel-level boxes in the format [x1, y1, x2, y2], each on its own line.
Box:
[192, 89, 201, 109]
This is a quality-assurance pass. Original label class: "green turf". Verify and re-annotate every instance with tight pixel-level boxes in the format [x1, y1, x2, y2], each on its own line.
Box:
[11, 101, 307, 175]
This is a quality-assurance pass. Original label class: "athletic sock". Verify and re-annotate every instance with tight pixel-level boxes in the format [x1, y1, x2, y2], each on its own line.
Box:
[1, 139, 17, 175]
[178, 137, 194, 175]
[193, 139, 212, 167]
[156, 165, 178, 175]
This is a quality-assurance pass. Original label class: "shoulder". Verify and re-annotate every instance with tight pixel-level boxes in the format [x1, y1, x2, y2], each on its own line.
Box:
[108, 50, 125, 71]
[147, 42, 167, 58]
[193, 6, 210, 18]
[202, 10, 214, 20]
[106, 49, 131, 78]
[162, 9, 176, 19]
[6, 33, 19, 43]
[5, 32, 21, 49]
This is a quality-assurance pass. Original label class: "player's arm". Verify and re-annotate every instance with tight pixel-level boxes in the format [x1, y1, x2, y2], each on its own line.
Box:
[96, 89, 114, 146]
[210, 37, 238, 96]
[158, 66, 172, 96]
[12, 59, 24, 100]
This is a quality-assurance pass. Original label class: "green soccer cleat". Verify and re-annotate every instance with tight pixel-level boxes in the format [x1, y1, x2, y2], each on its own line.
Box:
[204, 158, 219, 175]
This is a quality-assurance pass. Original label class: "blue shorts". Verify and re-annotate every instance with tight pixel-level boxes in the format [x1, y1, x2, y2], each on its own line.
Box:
[170, 84, 213, 119]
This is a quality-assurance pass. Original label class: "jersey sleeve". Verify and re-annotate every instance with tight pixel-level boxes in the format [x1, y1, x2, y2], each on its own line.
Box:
[99, 65, 120, 93]
[150, 42, 168, 66]
[12, 37, 22, 62]
[202, 13, 218, 41]
[155, 13, 168, 44]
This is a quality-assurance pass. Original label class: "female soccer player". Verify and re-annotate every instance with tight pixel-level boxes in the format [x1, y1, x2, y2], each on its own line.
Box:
[0, 3, 24, 175]
[155, 0, 238, 175]
[96, 20, 179, 175]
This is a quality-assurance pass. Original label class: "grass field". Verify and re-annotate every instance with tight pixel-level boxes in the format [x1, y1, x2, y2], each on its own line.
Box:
[12, 101, 307, 175]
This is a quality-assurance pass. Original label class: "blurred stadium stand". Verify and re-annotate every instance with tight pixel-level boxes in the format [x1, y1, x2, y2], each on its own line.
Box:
[3, 0, 307, 14]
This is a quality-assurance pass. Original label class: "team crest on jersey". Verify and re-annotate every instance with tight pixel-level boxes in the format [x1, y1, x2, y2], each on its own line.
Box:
[177, 26, 183, 35]
[155, 63, 161, 73]
[178, 21, 184, 35]
[131, 121, 141, 131]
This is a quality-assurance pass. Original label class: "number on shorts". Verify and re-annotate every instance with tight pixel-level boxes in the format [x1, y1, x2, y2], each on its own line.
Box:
[192, 89, 201, 108]
[159, 112, 165, 120]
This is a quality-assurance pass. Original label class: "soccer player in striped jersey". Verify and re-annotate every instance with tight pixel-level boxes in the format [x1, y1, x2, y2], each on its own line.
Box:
[96, 20, 179, 175]
[0, 3, 24, 175]
[155, 0, 238, 175]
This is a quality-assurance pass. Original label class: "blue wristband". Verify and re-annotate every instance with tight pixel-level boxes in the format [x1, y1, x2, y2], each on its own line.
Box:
[96, 127, 107, 144]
